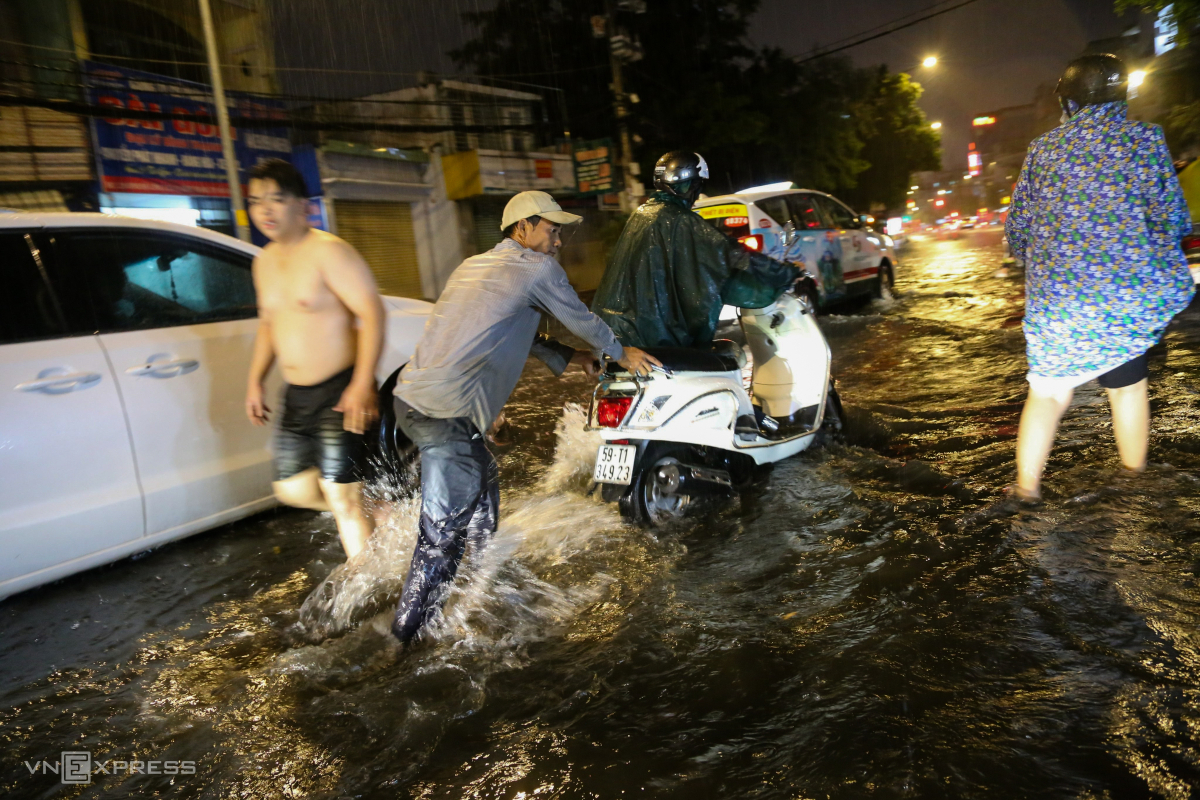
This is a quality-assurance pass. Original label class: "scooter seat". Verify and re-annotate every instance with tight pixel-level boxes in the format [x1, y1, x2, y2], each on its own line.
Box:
[608, 339, 746, 374]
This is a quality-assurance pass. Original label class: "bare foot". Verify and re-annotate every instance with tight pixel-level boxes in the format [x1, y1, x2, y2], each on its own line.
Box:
[1005, 483, 1042, 505]
[344, 546, 373, 571]
[372, 503, 392, 528]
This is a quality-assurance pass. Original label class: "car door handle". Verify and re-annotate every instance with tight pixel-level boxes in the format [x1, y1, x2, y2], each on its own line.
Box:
[126, 358, 200, 377]
[16, 372, 103, 392]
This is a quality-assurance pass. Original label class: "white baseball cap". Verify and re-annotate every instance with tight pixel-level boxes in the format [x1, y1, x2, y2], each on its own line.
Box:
[500, 190, 582, 230]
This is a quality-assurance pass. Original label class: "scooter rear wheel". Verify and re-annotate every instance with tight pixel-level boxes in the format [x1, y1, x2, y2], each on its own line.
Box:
[620, 453, 692, 527]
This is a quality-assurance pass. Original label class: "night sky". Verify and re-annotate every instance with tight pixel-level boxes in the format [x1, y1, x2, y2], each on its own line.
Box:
[750, 0, 1136, 170]
[269, 0, 1137, 170]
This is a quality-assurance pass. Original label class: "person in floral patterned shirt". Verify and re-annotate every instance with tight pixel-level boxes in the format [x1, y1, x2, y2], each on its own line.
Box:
[1006, 53, 1195, 502]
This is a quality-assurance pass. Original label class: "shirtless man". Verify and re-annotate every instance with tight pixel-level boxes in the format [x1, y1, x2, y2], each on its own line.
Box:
[244, 158, 385, 560]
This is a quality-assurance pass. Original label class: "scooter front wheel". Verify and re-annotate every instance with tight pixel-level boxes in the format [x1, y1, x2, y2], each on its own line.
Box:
[816, 381, 845, 447]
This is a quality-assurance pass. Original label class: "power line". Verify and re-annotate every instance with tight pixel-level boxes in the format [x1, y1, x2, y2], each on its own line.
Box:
[0, 56, 566, 110]
[796, 0, 988, 65]
[0, 35, 606, 81]
[0, 92, 549, 135]
[806, 0, 967, 53]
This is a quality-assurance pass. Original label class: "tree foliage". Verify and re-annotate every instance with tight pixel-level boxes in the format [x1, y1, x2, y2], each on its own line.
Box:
[1113, 1, 1200, 156]
[1115, 0, 1196, 44]
[451, 0, 939, 211]
[1163, 100, 1200, 154]
[843, 69, 942, 210]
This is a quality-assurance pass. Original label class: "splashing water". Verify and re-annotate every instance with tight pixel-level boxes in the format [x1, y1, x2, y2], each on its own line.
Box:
[294, 403, 614, 646]
[539, 402, 603, 492]
[294, 492, 421, 641]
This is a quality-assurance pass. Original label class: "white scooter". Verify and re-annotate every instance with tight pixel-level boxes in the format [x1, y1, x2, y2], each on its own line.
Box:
[588, 289, 842, 526]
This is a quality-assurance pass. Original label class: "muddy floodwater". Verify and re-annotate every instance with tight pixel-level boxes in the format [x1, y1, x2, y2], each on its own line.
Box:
[6, 228, 1200, 799]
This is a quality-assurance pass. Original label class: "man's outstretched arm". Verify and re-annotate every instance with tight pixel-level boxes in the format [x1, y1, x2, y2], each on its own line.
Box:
[529, 331, 578, 376]
[528, 332, 607, 380]
[321, 240, 386, 434]
[529, 260, 662, 376]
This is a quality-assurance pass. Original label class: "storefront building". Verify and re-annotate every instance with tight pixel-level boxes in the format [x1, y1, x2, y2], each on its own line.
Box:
[0, 0, 278, 218]
[294, 141, 433, 299]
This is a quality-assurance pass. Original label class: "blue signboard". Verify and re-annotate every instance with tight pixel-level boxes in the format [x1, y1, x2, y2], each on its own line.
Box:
[83, 61, 291, 197]
[307, 197, 329, 231]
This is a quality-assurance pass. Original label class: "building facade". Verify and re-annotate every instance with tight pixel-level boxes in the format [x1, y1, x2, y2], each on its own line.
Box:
[0, 0, 279, 225]
[1, 7, 614, 301]
[303, 78, 596, 299]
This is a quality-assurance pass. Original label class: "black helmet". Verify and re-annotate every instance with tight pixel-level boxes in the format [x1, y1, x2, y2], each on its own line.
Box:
[653, 151, 709, 206]
[1056, 53, 1127, 115]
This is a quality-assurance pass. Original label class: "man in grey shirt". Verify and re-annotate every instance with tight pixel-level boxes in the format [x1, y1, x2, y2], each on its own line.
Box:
[391, 190, 659, 643]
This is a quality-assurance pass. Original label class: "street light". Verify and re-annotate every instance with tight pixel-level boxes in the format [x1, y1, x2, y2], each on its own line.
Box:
[922, 56, 938, 68]
[931, 121, 943, 130]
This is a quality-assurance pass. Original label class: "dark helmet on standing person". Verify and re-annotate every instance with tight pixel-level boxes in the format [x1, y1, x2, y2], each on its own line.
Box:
[1055, 53, 1128, 117]
[653, 151, 709, 207]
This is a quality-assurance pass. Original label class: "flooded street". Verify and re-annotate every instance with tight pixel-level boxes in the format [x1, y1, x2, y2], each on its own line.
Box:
[6, 229, 1200, 799]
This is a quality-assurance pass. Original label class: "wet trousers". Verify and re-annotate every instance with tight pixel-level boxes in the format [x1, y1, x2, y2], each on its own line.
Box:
[391, 398, 499, 643]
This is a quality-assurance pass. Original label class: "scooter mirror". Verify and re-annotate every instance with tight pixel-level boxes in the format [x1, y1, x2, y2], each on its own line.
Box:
[782, 220, 797, 247]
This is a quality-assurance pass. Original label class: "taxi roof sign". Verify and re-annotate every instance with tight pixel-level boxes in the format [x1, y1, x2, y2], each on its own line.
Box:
[973, 115, 997, 126]
[695, 203, 748, 219]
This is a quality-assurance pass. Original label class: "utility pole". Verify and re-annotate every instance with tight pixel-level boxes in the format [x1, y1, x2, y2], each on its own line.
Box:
[603, 0, 642, 212]
[198, 0, 250, 242]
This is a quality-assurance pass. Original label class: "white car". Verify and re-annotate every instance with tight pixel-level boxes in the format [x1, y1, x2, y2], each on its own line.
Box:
[0, 213, 431, 600]
[694, 183, 900, 312]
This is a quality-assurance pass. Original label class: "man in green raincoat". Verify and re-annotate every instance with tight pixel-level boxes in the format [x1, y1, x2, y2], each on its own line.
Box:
[591, 151, 800, 348]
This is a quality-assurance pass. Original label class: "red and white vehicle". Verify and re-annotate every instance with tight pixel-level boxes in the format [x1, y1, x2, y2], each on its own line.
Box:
[693, 182, 900, 311]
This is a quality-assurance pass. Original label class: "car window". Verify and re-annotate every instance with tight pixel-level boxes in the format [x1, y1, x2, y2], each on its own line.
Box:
[53, 230, 256, 333]
[754, 196, 791, 228]
[786, 194, 829, 230]
[0, 232, 69, 345]
[817, 196, 860, 229]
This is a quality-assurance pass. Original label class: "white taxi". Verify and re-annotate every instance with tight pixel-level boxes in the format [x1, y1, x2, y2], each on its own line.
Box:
[0, 213, 431, 600]
[694, 182, 900, 310]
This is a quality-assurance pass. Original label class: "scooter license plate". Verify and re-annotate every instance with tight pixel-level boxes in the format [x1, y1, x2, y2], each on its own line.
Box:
[593, 444, 637, 485]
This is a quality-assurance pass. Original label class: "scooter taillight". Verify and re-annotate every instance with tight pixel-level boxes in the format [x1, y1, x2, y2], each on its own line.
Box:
[738, 234, 765, 251]
[596, 396, 633, 428]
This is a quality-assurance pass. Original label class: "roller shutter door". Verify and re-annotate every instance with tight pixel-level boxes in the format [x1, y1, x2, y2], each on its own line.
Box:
[472, 197, 507, 255]
[333, 200, 423, 298]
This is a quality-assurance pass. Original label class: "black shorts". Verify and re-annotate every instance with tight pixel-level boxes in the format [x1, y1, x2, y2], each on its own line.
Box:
[274, 366, 366, 483]
[1097, 353, 1149, 390]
